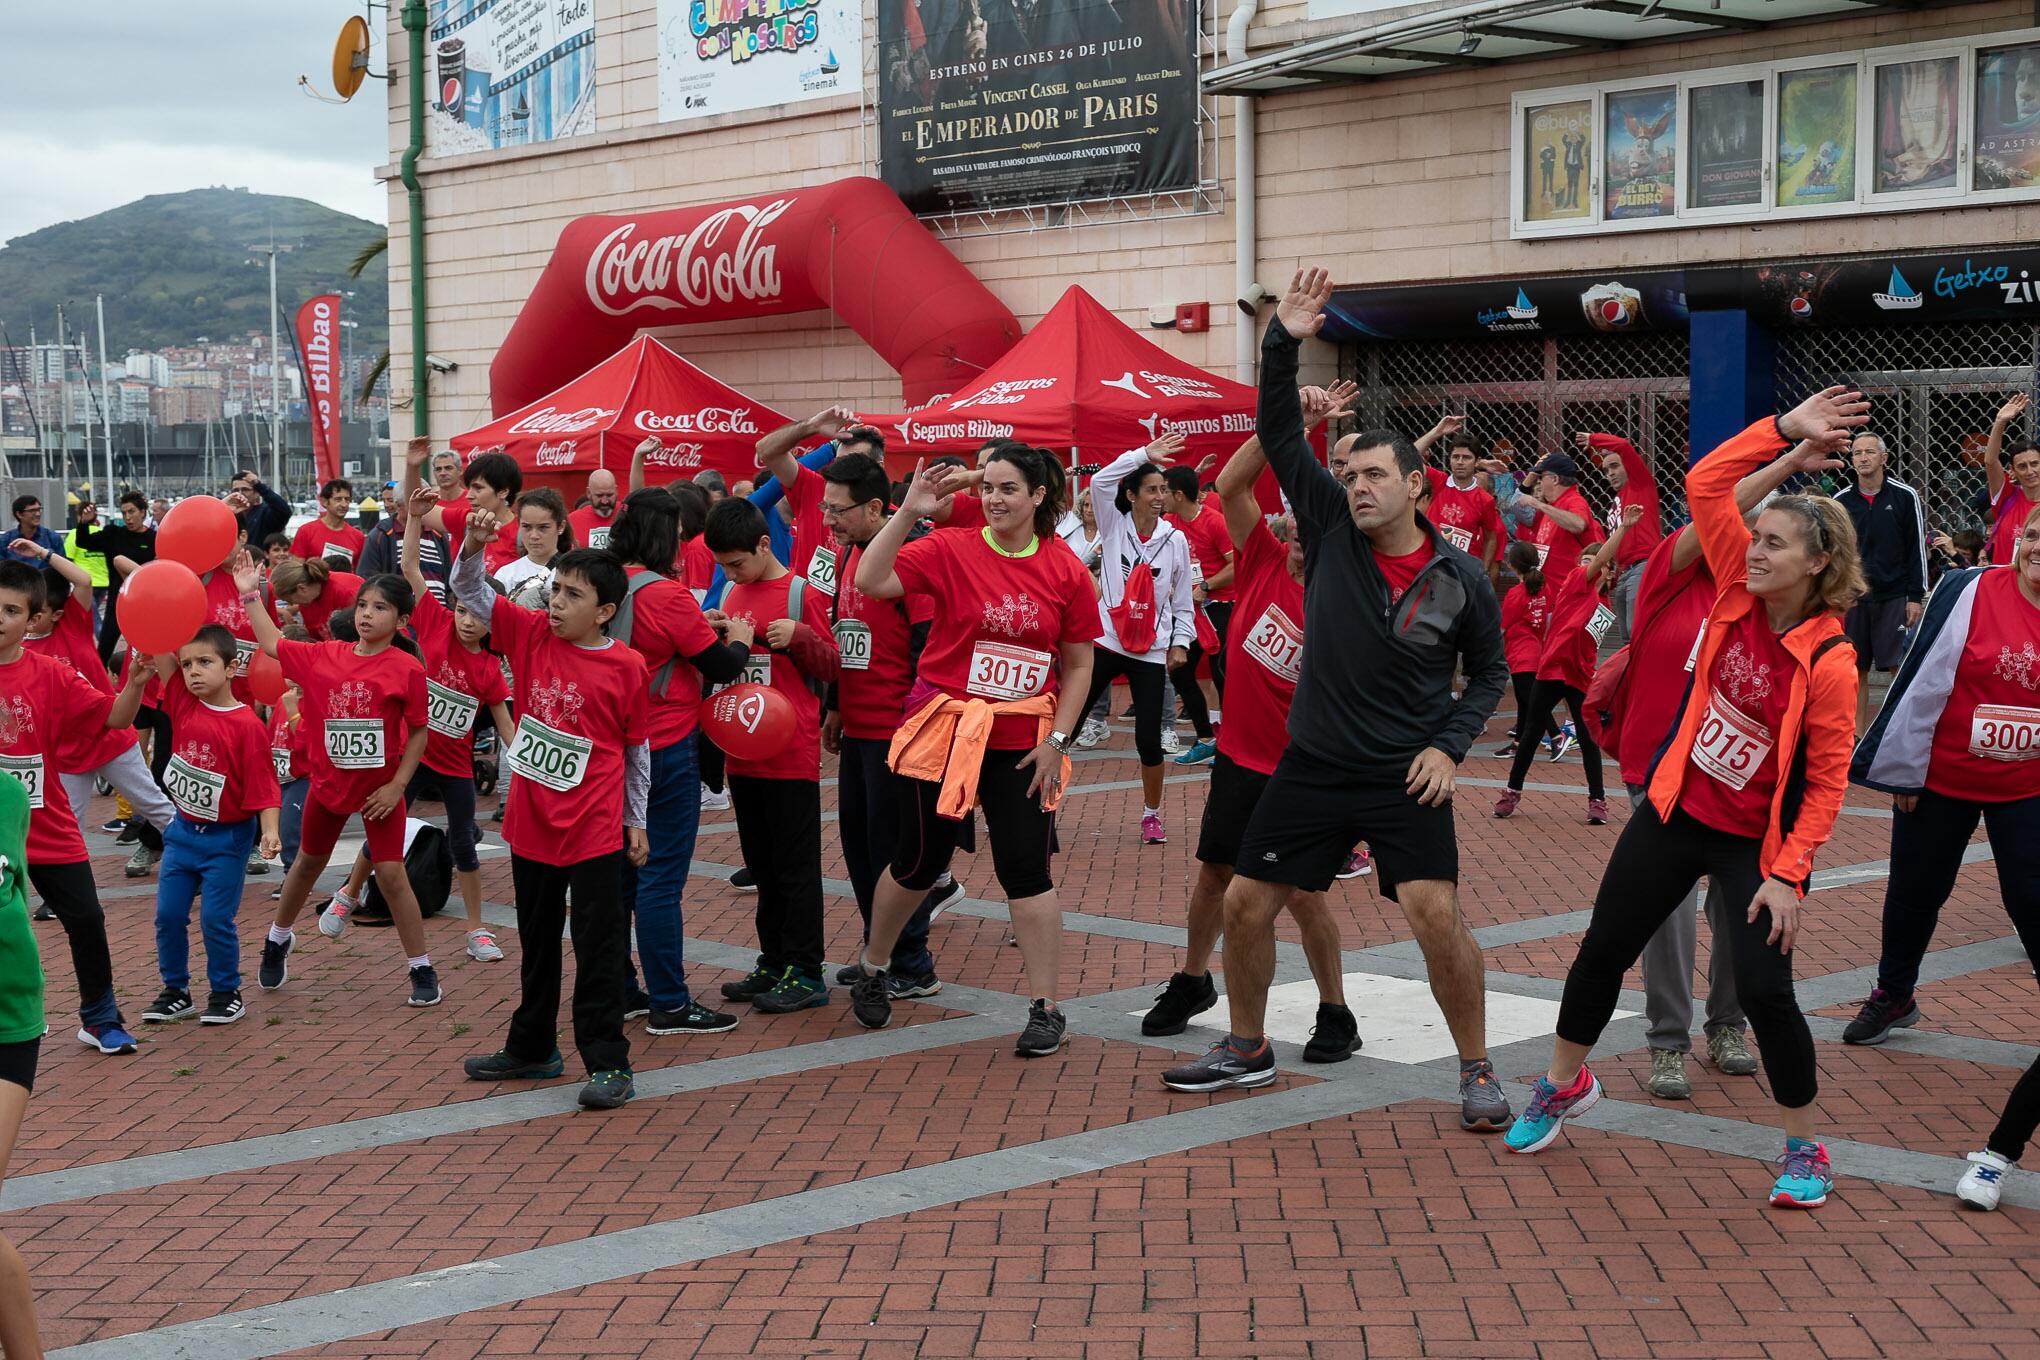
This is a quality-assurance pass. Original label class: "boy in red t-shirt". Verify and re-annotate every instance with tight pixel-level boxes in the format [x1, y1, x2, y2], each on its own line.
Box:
[137, 626, 281, 1026]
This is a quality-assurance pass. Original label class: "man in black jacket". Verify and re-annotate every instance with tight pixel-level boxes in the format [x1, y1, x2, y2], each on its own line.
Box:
[1834, 432, 1925, 732]
[226, 469, 292, 548]
[1162, 268, 1512, 1131]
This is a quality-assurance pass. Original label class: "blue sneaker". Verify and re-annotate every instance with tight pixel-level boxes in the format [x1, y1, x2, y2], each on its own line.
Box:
[1769, 1138, 1833, 1209]
[1173, 738, 1217, 765]
[78, 1023, 138, 1055]
[1503, 1067, 1601, 1154]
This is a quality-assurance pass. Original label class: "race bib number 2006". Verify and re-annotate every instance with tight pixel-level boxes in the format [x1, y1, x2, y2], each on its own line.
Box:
[507, 714, 592, 792]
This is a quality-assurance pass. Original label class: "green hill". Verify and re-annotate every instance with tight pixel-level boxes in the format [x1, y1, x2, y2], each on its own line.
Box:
[0, 187, 388, 357]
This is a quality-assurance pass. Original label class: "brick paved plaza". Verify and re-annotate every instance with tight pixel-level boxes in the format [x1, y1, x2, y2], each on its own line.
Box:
[8, 708, 2038, 1359]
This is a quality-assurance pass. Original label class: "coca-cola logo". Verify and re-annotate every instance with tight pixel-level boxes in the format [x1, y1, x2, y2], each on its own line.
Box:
[644, 442, 706, 469]
[507, 405, 617, 435]
[635, 407, 759, 436]
[533, 441, 578, 466]
[585, 199, 794, 317]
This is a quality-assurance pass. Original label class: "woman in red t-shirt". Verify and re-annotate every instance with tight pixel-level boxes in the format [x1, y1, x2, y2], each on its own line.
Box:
[1850, 503, 2040, 1208]
[1507, 389, 1870, 1212]
[267, 557, 363, 641]
[1495, 540, 1561, 761]
[848, 444, 1101, 1056]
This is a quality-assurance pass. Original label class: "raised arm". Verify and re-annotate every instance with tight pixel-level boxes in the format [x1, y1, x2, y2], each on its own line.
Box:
[1089, 436, 1181, 543]
[1984, 393, 2028, 501]
[7, 536, 89, 588]
[629, 436, 656, 493]
[756, 407, 849, 491]
[400, 436, 452, 538]
[1687, 387, 1868, 584]
[853, 460, 940, 601]
[229, 549, 283, 657]
[1582, 504, 1640, 580]
[400, 486, 435, 599]
[1259, 269, 1347, 532]
[1415, 414, 1463, 456]
[1218, 381, 1354, 549]
[1668, 437, 1845, 573]
[450, 508, 502, 624]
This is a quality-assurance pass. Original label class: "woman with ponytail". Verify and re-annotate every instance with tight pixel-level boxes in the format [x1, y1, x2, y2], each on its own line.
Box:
[1496, 540, 1560, 760]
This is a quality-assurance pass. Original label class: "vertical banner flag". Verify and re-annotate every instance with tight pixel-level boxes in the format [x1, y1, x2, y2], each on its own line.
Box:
[294, 295, 343, 486]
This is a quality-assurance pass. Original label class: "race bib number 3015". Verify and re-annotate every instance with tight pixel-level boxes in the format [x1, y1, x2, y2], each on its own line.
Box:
[966, 642, 1051, 701]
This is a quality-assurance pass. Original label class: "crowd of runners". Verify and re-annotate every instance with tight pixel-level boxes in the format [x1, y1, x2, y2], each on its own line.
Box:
[3, 269, 2040, 1340]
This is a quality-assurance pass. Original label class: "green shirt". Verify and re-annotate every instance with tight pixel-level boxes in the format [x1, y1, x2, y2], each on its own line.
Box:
[63, 529, 110, 587]
[0, 776, 44, 1045]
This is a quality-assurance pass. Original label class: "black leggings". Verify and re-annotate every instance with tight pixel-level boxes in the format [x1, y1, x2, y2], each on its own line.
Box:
[1507, 676, 1603, 800]
[138, 704, 173, 788]
[27, 861, 117, 1026]
[1167, 644, 1215, 742]
[1081, 648, 1169, 767]
[1558, 801, 1816, 1109]
[892, 746, 1055, 900]
[1510, 672, 1562, 745]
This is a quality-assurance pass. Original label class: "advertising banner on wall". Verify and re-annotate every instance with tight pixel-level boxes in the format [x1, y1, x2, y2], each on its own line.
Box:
[427, 0, 596, 156]
[877, 0, 1199, 216]
[1973, 41, 2040, 191]
[293, 295, 343, 486]
[1603, 87, 1674, 221]
[1775, 64, 1858, 207]
[657, 0, 861, 123]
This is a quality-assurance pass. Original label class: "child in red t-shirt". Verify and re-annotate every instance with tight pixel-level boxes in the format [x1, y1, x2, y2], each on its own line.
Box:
[138, 625, 281, 1026]
[1496, 540, 1563, 760]
[269, 668, 311, 877]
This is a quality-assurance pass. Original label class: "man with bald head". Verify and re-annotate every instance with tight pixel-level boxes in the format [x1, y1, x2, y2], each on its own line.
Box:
[569, 469, 621, 550]
[1835, 430, 1926, 731]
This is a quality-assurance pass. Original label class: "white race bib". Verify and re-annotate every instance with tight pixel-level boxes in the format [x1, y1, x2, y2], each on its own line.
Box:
[321, 544, 356, 568]
[805, 545, 838, 598]
[1532, 541, 1552, 569]
[165, 754, 226, 822]
[1584, 602, 1617, 646]
[1188, 554, 1205, 586]
[234, 637, 257, 678]
[506, 714, 592, 792]
[740, 651, 773, 688]
[1439, 523, 1473, 553]
[425, 679, 480, 739]
[834, 618, 872, 671]
[0, 753, 44, 809]
[323, 718, 385, 770]
[1684, 622, 1706, 674]
[271, 747, 295, 784]
[1689, 691, 1774, 792]
[1969, 704, 2040, 762]
[584, 525, 611, 550]
[966, 641, 1051, 701]
[1241, 604, 1303, 684]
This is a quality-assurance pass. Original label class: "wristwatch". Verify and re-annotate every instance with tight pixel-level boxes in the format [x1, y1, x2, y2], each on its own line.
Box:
[1045, 730, 1072, 754]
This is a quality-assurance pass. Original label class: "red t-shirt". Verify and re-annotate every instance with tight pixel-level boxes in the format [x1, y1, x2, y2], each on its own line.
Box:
[277, 637, 428, 810]
[488, 598, 650, 867]
[1171, 500, 1236, 603]
[719, 574, 833, 779]
[943, 493, 986, 532]
[298, 571, 363, 641]
[1988, 481, 2040, 566]
[621, 566, 723, 749]
[1375, 542, 1434, 605]
[1585, 435, 1663, 569]
[568, 504, 617, 552]
[1536, 569, 1615, 692]
[1927, 568, 2040, 801]
[408, 591, 511, 778]
[199, 567, 281, 702]
[26, 597, 136, 772]
[678, 536, 715, 595]
[1618, 535, 1715, 787]
[291, 519, 366, 570]
[893, 526, 1102, 750]
[161, 681, 279, 825]
[1499, 581, 1552, 675]
[0, 648, 116, 863]
[447, 504, 520, 574]
[1430, 476, 1504, 562]
[782, 465, 832, 588]
[1678, 610, 1796, 837]
[268, 705, 308, 785]
[833, 540, 938, 742]
[1531, 486, 1603, 585]
[1217, 522, 1303, 775]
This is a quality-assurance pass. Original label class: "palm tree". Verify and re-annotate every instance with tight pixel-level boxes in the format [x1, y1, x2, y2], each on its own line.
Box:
[349, 235, 390, 402]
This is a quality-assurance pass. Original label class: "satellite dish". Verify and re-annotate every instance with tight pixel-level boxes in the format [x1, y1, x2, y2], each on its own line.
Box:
[332, 15, 372, 100]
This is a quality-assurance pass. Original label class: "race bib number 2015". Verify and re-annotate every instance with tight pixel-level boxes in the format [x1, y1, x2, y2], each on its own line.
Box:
[425, 679, 480, 739]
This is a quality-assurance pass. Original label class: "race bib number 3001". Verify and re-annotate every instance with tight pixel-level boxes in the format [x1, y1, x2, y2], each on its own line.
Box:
[323, 719, 385, 770]
[1689, 691, 1774, 792]
[1970, 704, 2040, 762]
[966, 642, 1051, 701]
[0, 753, 44, 809]
[1241, 605, 1303, 684]
[165, 754, 226, 822]
[507, 714, 593, 792]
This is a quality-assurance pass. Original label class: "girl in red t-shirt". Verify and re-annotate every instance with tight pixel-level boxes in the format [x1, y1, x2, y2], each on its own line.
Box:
[268, 557, 363, 641]
[1496, 540, 1561, 761]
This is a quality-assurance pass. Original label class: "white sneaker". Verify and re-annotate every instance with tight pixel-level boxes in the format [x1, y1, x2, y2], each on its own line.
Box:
[1159, 728, 1184, 756]
[699, 785, 731, 812]
[466, 927, 505, 962]
[1957, 1149, 2014, 1210]
[319, 892, 355, 939]
[1075, 718, 1108, 749]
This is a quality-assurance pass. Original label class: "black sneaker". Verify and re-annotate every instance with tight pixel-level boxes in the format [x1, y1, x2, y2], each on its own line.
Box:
[729, 866, 757, 891]
[1016, 1000, 1069, 1057]
[141, 987, 195, 1023]
[115, 820, 143, 845]
[32, 903, 54, 922]
[1140, 971, 1219, 1037]
[752, 971, 828, 1013]
[623, 988, 652, 1020]
[1843, 987, 1919, 1045]
[99, 817, 127, 833]
[836, 960, 871, 986]
[201, 991, 245, 1025]
[925, 878, 965, 922]
[885, 970, 943, 1000]
[1162, 1037, 1275, 1091]
[648, 1001, 739, 1034]
[1302, 1004, 1361, 1063]
[849, 971, 892, 1029]
[719, 966, 777, 1002]
[578, 1070, 635, 1109]
[408, 964, 442, 1007]
[463, 1049, 566, 1081]
[257, 934, 293, 990]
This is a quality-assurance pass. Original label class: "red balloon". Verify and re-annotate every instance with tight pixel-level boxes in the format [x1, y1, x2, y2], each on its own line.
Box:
[116, 560, 207, 656]
[701, 683, 795, 762]
[157, 496, 239, 573]
[246, 649, 286, 706]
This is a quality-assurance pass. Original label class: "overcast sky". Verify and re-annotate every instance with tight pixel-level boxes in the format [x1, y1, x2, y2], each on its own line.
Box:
[0, 3, 391, 243]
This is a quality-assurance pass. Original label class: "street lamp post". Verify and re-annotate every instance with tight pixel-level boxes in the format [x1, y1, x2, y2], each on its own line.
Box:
[339, 318, 359, 422]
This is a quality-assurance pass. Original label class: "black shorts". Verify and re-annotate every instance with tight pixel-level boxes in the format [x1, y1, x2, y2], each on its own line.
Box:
[1196, 752, 1271, 869]
[0, 1036, 39, 1093]
[1844, 595, 1910, 671]
[1234, 746, 1457, 899]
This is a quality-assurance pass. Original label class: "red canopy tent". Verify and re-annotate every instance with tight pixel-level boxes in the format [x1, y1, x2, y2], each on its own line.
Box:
[449, 336, 799, 497]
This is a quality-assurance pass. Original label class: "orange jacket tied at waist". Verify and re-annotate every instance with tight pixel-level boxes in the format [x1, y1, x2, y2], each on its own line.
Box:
[888, 692, 1070, 820]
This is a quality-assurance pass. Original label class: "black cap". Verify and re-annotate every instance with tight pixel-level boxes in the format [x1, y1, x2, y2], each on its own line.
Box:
[1531, 452, 1581, 481]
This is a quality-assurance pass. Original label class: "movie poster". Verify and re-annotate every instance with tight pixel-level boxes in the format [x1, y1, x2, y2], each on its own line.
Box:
[1873, 56, 1958, 193]
[878, 0, 1199, 217]
[1974, 41, 2040, 192]
[1687, 79, 1763, 210]
[426, 0, 595, 156]
[1522, 99, 1592, 223]
[657, 0, 861, 124]
[1775, 65, 1857, 208]
[1604, 87, 1675, 220]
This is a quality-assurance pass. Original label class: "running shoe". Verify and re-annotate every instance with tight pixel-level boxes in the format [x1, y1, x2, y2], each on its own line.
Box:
[31, 903, 53, 921]
[1842, 988, 1918, 1045]
[99, 817, 127, 833]
[1956, 1150, 2015, 1211]
[1705, 1025, 1758, 1075]
[1459, 1058, 1512, 1131]
[124, 843, 156, 878]
[884, 970, 944, 1000]
[1302, 1004, 1361, 1063]
[1646, 1048, 1691, 1099]
[1159, 727, 1184, 756]
[1162, 1037, 1275, 1091]
[729, 866, 757, 891]
[465, 928, 504, 962]
[1493, 742, 1518, 759]
[1015, 999, 1069, 1057]
[624, 988, 652, 1019]
[320, 891, 356, 939]
[463, 1048, 565, 1081]
[116, 820, 143, 844]
[1174, 738, 1217, 765]
[849, 971, 892, 1029]
[699, 785, 731, 812]
[752, 971, 828, 1013]
[925, 877, 965, 922]
[1769, 1139, 1833, 1209]
[257, 933, 293, 990]
[1141, 971, 1219, 1037]
[1336, 848, 1373, 879]
[141, 988, 194, 1023]
[1503, 1067, 1601, 1153]
[201, 991, 245, 1025]
[407, 964, 442, 1007]
[578, 1070, 636, 1109]
[1586, 797, 1609, 825]
[1075, 718, 1108, 749]
[1141, 812, 1166, 845]
[78, 1023, 138, 1055]
[1548, 724, 1575, 762]
[1492, 789, 1521, 819]
[245, 850, 270, 875]
[719, 967, 776, 1002]
[647, 1001, 739, 1034]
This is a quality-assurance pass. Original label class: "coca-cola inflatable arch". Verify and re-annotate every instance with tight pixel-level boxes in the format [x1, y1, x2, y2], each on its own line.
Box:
[490, 177, 1021, 417]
